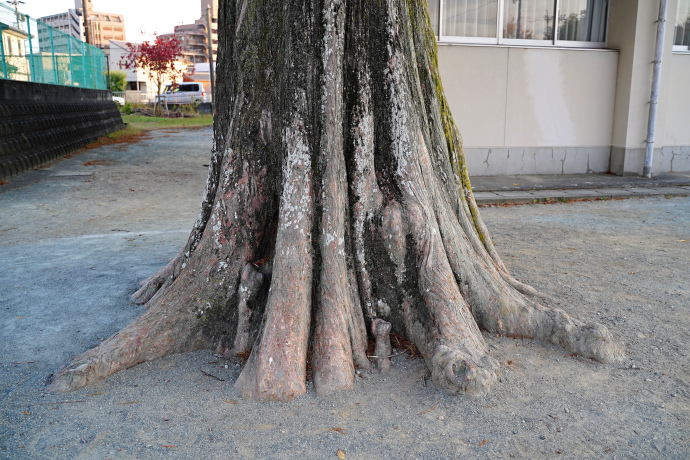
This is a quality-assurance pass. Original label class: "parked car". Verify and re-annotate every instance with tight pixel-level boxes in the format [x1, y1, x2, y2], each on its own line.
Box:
[112, 95, 125, 106]
[155, 82, 205, 105]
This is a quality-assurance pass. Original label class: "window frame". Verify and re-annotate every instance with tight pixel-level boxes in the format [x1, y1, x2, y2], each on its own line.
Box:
[673, 0, 690, 52]
[434, 0, 610, 49]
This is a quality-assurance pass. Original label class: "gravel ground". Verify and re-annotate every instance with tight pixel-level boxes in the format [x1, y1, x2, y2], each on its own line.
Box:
[0, 127, 688, 459]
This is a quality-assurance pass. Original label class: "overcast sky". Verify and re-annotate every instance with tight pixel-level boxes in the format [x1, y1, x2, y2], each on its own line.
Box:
[19, 0, 204, 42]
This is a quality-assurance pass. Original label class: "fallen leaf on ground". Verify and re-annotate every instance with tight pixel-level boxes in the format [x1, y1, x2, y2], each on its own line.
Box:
[222, 399, 237, 404]
[336, 449, 346, 459]
[162, 445, 177, 448]
[330, 427, 347, 434]
[23, 411, 30, 416]
[479, 439, 487, 447]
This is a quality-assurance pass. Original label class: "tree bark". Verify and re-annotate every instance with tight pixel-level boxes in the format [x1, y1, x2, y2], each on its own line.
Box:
[50, 0, 622, 400]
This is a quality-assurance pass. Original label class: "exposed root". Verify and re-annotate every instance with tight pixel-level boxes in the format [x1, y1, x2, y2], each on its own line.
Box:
[468, 285, 623, 364]
[431, 345, 498, 395]
[232, 263, 265, 354]
[540, 307, 624, 363]
[344, 264, 371, 371]
[234, 113, 314, 402]
[50, 293, 206, 393]
[131, 252, 183, 306]
[371, 319, 392, 372]
[311, 0, 359, 396]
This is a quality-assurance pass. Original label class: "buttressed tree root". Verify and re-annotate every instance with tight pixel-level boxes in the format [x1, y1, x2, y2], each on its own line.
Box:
[50, 0, 623, 401]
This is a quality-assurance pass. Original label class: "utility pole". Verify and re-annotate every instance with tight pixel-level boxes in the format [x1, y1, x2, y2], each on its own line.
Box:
[6, 0, 25, 12]
[82, 0, 91, 45]
[206, 4, 215, 104]
[643, 0, 669, 178]
[5, 0, 26, 28]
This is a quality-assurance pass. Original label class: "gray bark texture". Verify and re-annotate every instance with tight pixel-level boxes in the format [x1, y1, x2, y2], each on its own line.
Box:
[50, 0, 623, 401]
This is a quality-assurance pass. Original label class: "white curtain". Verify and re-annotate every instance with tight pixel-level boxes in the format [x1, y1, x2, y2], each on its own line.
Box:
[443, 0, 499, 38]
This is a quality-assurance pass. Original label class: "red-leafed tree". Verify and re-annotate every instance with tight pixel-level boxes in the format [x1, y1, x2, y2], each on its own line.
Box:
[124, 35, 183, 114]
[52, 0, 623, 401]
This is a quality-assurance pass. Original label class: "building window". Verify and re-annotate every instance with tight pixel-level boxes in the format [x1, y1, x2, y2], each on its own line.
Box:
[675, 0, 690, 51]
[428, 0, 608, 48]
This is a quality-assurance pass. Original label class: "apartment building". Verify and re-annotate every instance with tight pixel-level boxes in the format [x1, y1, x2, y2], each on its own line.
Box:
[87, 12, 125, 49]
[162, 0, 217, 65]
[162, 19, 211, 65]
[202, 0, 218, 62]
[73, 0, 125, 52]
[38, 9, 82, 40]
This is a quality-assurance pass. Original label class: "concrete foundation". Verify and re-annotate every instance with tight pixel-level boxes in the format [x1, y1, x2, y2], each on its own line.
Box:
[465, 146, 611, 176]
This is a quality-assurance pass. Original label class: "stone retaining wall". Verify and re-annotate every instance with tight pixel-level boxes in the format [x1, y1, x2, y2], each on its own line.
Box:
[0, 80, 124, 179]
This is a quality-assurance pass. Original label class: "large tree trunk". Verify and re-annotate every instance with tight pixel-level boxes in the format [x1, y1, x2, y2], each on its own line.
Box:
[50, 0, 622, 400]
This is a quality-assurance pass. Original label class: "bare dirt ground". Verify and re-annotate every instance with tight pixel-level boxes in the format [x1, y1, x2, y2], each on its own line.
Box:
[1, 127, 688, 459]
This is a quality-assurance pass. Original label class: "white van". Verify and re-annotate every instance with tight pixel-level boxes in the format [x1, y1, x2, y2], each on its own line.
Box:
[156, 82, 205, 105]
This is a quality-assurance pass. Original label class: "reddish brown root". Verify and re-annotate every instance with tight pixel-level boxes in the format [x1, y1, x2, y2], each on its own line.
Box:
[426, 144, 623, 366]
[371, 319, 392, 372]
[234, 116, 314, 402]
[232, 263, 265, 354]
[486, 300, 624, 364]
[344, 264, 372, 371]
[50, 292, 206, 392]
[313, 298, 356, 394]
[431, 345, 498, 395]
[131, 253, 183, 306]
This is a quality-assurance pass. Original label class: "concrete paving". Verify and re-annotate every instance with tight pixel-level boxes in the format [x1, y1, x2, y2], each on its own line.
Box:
[471, 172, 690, 204]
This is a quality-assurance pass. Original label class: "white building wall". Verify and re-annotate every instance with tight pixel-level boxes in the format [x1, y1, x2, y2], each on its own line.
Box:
[436, 0, 690, 176]
[660, 54, 690, 172]
[438, 45, 618, 176]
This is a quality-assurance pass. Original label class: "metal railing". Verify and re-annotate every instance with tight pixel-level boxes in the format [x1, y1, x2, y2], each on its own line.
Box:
[0, 3, 107, 90]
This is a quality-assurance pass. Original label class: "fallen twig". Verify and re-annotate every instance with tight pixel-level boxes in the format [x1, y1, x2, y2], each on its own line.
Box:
[419, 404, 437, 415]
[16, 400, 86, 407]
[366, 350, 408, 359]
[200, 368, 225, 381]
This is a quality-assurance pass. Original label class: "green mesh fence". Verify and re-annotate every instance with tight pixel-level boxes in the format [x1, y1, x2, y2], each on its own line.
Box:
[0, 4, 107, 89]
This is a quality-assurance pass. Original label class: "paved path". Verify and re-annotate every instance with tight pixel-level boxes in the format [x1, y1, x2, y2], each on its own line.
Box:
[471, 172, 690, 204]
